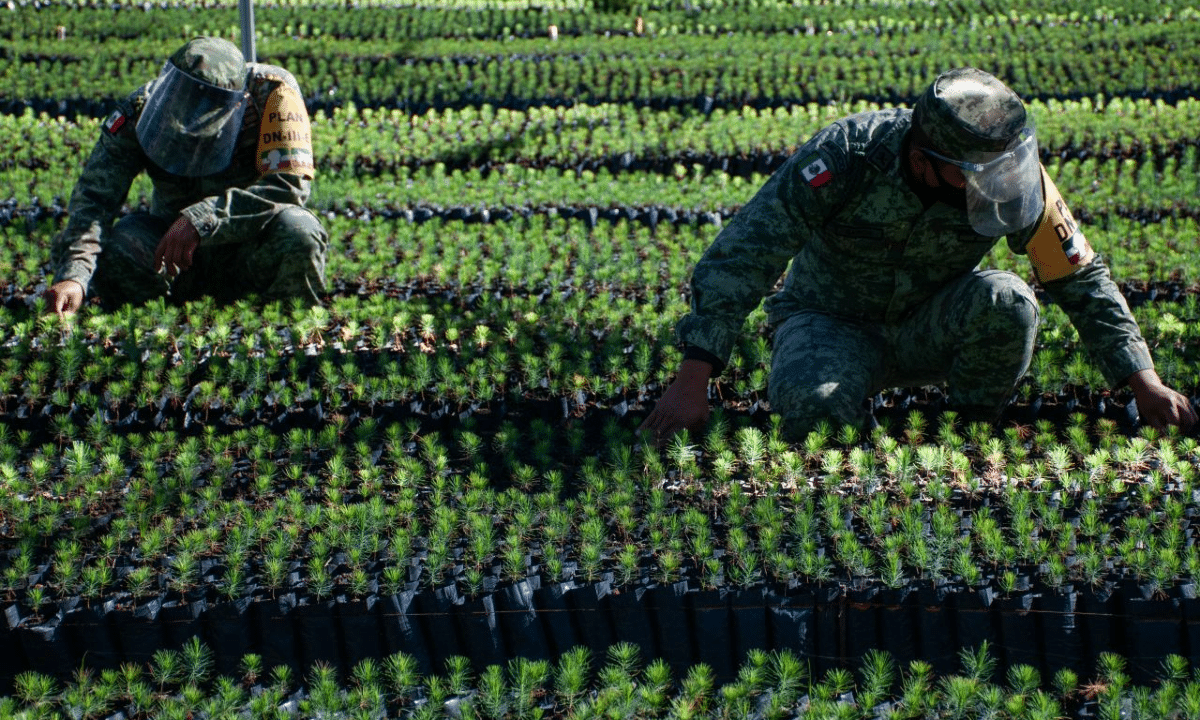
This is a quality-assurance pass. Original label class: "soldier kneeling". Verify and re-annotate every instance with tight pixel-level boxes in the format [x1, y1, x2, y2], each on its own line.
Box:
[43, 36, 328, 317]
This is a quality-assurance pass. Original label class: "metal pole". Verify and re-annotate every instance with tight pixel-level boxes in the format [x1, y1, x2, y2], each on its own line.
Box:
[239, 0, 256, 63]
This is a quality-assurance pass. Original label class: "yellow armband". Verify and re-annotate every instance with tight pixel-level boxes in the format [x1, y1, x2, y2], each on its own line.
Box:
[257, 83, 315, 179]
[1026, 168, 1093, 282]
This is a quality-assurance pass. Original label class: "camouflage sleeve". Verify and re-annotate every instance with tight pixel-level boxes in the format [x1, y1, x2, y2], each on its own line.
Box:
[179, 173, 312, 247]
[674, 123, 857, 368]
[180, 68, 314, 247]
[1040, 257, 1153, 387]
[51, 99, 145, 292]
[1007, 169, 1152, 386]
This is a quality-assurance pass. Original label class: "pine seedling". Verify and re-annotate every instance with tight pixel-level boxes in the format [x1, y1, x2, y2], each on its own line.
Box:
[348, 566, 372, 598]
[179, 637, 214, 686]
[477, 664, 508, 720]
[1159, 654, 1189, 686]
[614, 544, 640, 587]
[237, 653, 263, 687]
[507, 657, 550, 720]
[502, 541, 527, 583]
[202, 676, 247, 718]
[438, 655, 471, 697]
[126, 565, 155, 602]
[168, 550, 199, 595]
[379, 564, 404, 597]
[60, 668, 109, 720]
[150, 648, 182, 691]
[960, 643, 998, 681]
[79, 562, 112, 602]
[1178, 681, 1200, 719]
[13, 671, 56, 708]
[578, 541, 604, 584]
[767, 649, 808, 702]
[858, 649, 897, 710]
[554, 646, 592, 710]
[1095, 652, 1130, 696]
[671, 662, 715, 718]
[655, 550, 682, 584]
[384, 651, 421, 706]
[305, 662, 345, 718]
[52, 538, 82, 593]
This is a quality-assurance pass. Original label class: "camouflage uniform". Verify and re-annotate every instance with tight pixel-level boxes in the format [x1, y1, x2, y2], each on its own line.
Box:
[675, 107, 1152, 438]
[51, 39, 327, 308]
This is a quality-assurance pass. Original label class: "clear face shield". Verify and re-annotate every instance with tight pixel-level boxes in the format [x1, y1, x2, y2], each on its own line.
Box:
[135, 62, 249, 177]
[923, 126, 1044, 237]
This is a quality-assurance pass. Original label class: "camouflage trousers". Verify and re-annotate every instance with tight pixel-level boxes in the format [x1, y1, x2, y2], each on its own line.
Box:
[768, 269, 1039, 439]
[91, 206, 328, 309]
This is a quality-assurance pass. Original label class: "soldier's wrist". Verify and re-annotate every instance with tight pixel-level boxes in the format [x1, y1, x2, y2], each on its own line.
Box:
[682, 344, 725, 375]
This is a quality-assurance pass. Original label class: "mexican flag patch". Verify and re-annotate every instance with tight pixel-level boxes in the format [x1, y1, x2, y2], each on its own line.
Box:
[1062, 231, 1088, 265]
[800, 154, 831, 187]
[103, 110, 126, 135]
[260, 146, 315, 174]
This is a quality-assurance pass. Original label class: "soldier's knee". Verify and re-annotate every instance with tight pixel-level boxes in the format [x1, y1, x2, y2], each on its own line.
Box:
[770, 379, 864, 440]
[103, 214, 166, 267]
[271, 207, 328, 257]
[982, 271, 1036, 304]
[972, 271, 1039, 334]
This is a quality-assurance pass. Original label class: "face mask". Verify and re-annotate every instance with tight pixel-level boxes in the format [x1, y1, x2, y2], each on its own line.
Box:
[923, 126, 1044, 237]
[136, 62, 249, 177]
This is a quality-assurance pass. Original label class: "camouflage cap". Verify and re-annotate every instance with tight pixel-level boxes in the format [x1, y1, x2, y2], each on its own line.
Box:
[912, 67, 1025, 159]
[168, 37, 246, 91]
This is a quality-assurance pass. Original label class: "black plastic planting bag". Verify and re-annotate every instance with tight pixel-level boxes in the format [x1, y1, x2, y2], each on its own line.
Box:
[206, 596, 253, 677]
[496, 578, 549, 661]
[567, 577, 615, 653]
[606, 581, 657, 662]
[111, 596, 165, 666]
[844, 585, 881, 664]
[416, 584, 463, 669]
[954, 584, 996, 661]
[62, 599, 121, 671]
[916, 583, 959, 675]
[1122, 582, 1184, 684]
[534, 580, 579, 656]
[1077, 582, 1116, 668]
[252, 593, 300, 676]
[768, 585, 815, 663]
[811, 585, 843, 678]
[648, 581, 693, 678]
[338, 595, 383, 670]
[1035, 585, 1082, 676]
[294, 596, 342, 676]
[17, 617, 75, 676]
[730, 585, 769, 666]
[877, 585, 918, 666]
[457, 591, 507, 670]
[996, 590, 1039, 672]
[0, 608, 26, 693]
[160, 595, 207, 650]
[690, 586, 733, 681]
[380, 590, 432, 671]
[1182, 586, 1200, 674]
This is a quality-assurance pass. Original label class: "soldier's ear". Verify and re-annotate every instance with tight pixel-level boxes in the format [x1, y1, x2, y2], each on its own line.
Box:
[905, 142, 940, 189]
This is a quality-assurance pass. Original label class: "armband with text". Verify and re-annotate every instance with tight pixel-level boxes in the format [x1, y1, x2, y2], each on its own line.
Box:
[256, 83, 315, 180]
[1025, 168, 1094, 282]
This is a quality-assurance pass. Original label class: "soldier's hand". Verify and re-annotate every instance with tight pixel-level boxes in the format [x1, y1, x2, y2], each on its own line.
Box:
[638, 359, 714, 447]
[1127, 368, 1197, 431]
[42, 280, 85, 319]
[154, 216, 201, 279]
